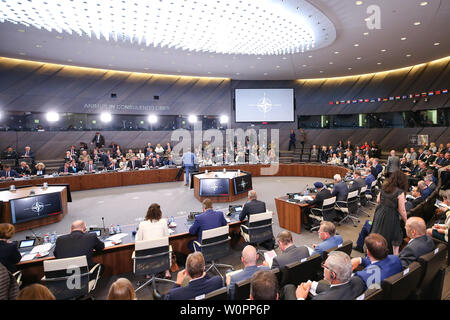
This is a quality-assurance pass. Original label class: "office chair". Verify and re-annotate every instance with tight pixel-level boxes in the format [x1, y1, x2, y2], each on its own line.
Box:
[133, 237, 176, 294]
[357, 186, 371, 217]
[365, 180, 378, 205]
[42, 255, 101, 300]
[415, 243, 447, 300]
[335, 190, 360, 227]
[193, 225, 233, 280]
[240, 211, 273, 252]
[309, 196, 336, 232]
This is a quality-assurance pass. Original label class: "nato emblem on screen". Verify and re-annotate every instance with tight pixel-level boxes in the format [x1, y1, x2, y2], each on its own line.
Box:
[10, 193, 62, 224]
[234, 175, 253, 195]
[235, 88, 294, 122]
[200, 178, 230, 196]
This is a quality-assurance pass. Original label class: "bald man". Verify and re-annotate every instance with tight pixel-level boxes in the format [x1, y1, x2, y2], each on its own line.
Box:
[226, 245, 269, 300]
[399, 217, 435, 269]
[53, 220, 105, 270]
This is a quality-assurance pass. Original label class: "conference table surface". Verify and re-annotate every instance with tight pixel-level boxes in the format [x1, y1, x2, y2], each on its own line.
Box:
[11, 163, 351, 284]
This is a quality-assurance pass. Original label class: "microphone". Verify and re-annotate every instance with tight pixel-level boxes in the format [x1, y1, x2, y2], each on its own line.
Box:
[28, 228, 43, 244]
[301, 184, 309, 195]
[101, 217, 107, 235]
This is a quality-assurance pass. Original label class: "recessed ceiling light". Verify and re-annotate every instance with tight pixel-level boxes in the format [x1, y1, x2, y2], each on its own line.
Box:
[17, 29, 25, 32]
[308, 55, 313, 58]
[363, 32, 369, 36]
[420, 2, 428, 6]
[207, 71, 211, 74]
[413, 21, 421, 26]
[55, 35, 63, 39]
[264, 73, 268, 75]
[236, 72, 240, 75]
[1, 0, 317, 56]
[67, 59, 72, 62]
[19, 52, 26, 55]
[364, 18, 370, 22]
[319, 71, 324, 73]
[282, 57, 287, 60]
[276, 65, 280, 68]
[434, 42, 440, 46]
[334, 51, 339, 54]
[257, 57, 262, 60]
[144, 67, 149, 70]
[381, 49, 387, 52]
[377, 62, 382, 65]
[354, 43, 359, 47]
[406, 54, 412, 57]
[348, 67, 352, 70]
[356, 57, 362, 60]
[401, 37, 407, 40]
[329, 62, 333, 65]
[355, 1, 363, 5]
[108, 64, 113, 67]
[35, 44, 42, 48]
[302, 64, 307, 67]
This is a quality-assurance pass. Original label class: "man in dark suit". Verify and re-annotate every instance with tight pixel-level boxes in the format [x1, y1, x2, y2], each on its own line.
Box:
[399, 217, 435, 269]
[188, 199, 227, 252]
[331, 174, 348, 202]
[0, 165, 20, 179]
[351, 233, 402, 288]
[108, 159, 120, 170]
[91, 132, 105, 148]
[21, 146, 34, 161]
[58, 162, 72, 174]
[83, 159, 97, 173]
[283, 251, 365, 300]
[373, 158, 383, 177]
[307, 182, 332, 207]
[164, 154, 176, 166]
[263, 231, 309, 270]
[239, 190, 266, 222]
[386, 150, 400, 176]
[53, 220, 105, 276]
[165, 252, 223, 300]
[405, 185, 425, 212]
[17, 161, 31, 176]
[349, 170, 366, 193]
[1, 146, 17, 160]
[127, 156, 141, 170]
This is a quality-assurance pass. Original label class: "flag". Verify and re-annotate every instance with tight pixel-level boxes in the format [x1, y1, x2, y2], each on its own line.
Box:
[364, 99, 369, 103]
[443, 89, 448, 94]
[409, 94, 413, 98]
[402, 95, 407, 100]
[421, 92, 427, 97]
[352, 100, 357, 104]
[329, 101, 334, 105]
[389, 97, 394, 101]
[435, 90, 441, 95]
[370, 98, 376, 103]
[415, 94, 421, 98]
[346, 100, 351, 104]
[335, 101, 340, 104]
[395, 96, 401, 100]
[377, 98, 382, 102]
[383, 98, 388, 102]
[428, 91, 434, 96]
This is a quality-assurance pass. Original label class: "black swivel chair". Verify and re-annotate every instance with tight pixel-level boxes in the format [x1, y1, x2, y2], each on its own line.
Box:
[335, 190, 360, 227]
[309, 196, 336, 232]
[240, 211, 273, 251]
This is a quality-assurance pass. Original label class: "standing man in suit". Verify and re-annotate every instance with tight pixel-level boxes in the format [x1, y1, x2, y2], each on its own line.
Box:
[239, 190, 266, 222]
[311, 221, 343, 257]
[165, 252, 223, 300]
[226, 245, 269, 299]
[263, 231, 309, 270]
[182, 148, 196, 186]
[351, 233, 402, 288]
[331, 174, 349, 202]
[288, 129, 296, 151]
[283, 251, 366, 300]
[188, 199, 227, 252]
[91, 132, 105, 148]
[386, 150, 400, 177]
[298, 128, 306, 150]
[399, 217, 434, 269]
[53, 220, 105, 278]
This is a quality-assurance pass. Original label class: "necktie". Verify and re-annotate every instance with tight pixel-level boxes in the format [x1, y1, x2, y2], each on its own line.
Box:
[7, 171, 10, 177]
[90, 165, 92, 172]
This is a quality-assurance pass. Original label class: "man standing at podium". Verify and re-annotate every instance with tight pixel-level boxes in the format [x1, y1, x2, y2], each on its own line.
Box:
[182, 148, 196, 186]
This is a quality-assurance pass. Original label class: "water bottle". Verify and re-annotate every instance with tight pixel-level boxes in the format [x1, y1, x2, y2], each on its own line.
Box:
[171, 216, 175, 224]
[43, 234, 49, 243]
[109, 225, 115, 235]
[116, 225, 121, 233]
[50, 232, 56, 244]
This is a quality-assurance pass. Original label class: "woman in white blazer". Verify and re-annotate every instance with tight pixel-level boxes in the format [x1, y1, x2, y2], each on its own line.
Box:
[135, 203, 171, 278]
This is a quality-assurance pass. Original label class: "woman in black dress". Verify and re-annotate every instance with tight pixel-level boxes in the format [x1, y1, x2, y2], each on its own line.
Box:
[370, 171, 408, 255]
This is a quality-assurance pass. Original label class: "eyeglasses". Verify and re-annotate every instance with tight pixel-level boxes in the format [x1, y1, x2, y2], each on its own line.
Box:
[321, 262, 335, 274]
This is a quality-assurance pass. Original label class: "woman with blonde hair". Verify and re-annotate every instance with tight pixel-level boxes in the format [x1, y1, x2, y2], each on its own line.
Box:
[33, 162, 46, 176]
[107, 278, 136, 300]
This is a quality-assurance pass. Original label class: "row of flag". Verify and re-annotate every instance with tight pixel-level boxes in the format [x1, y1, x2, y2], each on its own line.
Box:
[329, 88, 448, 105]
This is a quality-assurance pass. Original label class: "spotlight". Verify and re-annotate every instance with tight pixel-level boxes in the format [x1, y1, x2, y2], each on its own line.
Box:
[100, 112, 112, 123]
[188, 115, 198, 123]
[220, 115, 229, 124]
[46, 112, 59, 122]
[148, 114, 158, 124]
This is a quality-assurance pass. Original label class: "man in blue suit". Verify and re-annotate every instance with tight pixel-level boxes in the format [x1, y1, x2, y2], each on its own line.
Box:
[373, 158, 383, 177]
[188, 199, 227, 252]
[165, 252, 223, 300]
[226, 245, 269, 299]
[182, 149, 196, 186]
[364, 168, 376, 194]
[331, 174, 349, 201]
[351, 233, 402, 288]
[311, 221, 343, 257]
[0, 165, 20, 179]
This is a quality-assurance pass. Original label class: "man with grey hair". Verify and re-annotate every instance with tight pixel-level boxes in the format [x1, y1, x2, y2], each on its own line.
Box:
[386, 150, 400, 176]
[282, 251, 365, 300]
[226, 245, 269, 299]
[422, 175, 435, 198]
[311, 221, 343, 257]
[239, 190, 266, 222]
[331, 173, 348, 202]
[399, 217, 434, 269]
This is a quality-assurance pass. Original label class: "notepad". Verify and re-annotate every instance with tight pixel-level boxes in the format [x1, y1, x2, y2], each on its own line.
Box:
[20, 253, 37, 262]
[30, 243, 53, 254]
[264, 250, 277, 268]
[105, 233, 128, 242]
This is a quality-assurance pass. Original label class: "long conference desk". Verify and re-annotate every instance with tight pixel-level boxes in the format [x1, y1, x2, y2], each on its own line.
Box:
[0, 163, 350, 285]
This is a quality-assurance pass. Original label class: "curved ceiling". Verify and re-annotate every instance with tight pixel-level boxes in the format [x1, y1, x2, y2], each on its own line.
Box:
[0, 0, 449, 80]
